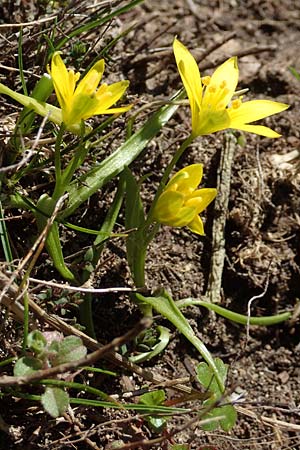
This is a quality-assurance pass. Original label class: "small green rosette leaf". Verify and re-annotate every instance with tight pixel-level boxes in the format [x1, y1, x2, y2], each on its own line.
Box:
[41, 387, 69, 418]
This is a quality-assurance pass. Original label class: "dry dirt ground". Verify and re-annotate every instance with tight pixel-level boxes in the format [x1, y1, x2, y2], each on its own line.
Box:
[0, 0, 300, 449]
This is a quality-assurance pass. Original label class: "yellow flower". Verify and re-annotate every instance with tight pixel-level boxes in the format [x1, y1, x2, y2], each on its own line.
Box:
[173, 38, 289, 138]
[48, 52, 131, 128]
[153, 164, 217, 235]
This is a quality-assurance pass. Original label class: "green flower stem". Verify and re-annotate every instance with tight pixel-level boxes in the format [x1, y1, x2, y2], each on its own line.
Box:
[22, 291, 30, 352]
[136, 291, 225, 392]
[131, 135, 194, 317]
[176, 298, 291, 325]
[52, 124, 66, 201]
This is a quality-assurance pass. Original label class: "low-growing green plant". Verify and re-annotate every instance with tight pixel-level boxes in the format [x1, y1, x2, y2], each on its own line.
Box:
[13, 330, 87, 417]
[0, 10, 292, 442]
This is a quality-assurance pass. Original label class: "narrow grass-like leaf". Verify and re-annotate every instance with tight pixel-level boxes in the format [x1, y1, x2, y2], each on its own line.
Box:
[0, 197, 13, 263]
[60, 92, 184, 219]
[18, 28, 27, 96]
[10, 392, 190, 414]
[56, 0, 145, 50]
[136, 290, 225, 392]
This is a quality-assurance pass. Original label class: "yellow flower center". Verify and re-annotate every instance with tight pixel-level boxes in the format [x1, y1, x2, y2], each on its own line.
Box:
[203, 79, 230, 111]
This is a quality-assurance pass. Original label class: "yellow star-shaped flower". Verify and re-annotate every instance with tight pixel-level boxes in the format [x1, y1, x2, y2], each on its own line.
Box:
[173, 38, 289, 138]
[153, 164, 217, 235]
[48, 52, 131, 128]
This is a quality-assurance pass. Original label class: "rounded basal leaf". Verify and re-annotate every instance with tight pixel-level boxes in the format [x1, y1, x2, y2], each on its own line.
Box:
[13, 356, 43, 376]
[27, 330, 47, 355]
[41, 387, 69, 418]
[51, 335, 87, 366]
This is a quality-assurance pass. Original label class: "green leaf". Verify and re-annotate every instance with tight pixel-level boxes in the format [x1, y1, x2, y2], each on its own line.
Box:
[27, 330, 47, 355]
[199, 402, 237, 432]
[135, 290, 225, 392]
[35, 194, 75, 281]
[196, 358, 237, 431]
[124, 166, 145, 229]
[289, 66, 300, 81]
[41, 387, 69, 418]
[123, 167, 148, 281]
[170, 445, 189, 450]
[9, 74, 54, 157]
[139, 390, 167, 432]
[60, 91, 184, 219]
[129, 325, 170, 363]
[197, 358, 228, 395]
[13, 356, 42, 376]
[139, 389, 166, 407]
[51, 336, 87, 366]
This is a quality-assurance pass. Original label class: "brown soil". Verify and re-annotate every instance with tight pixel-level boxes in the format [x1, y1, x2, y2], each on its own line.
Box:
[0, 0, 300, 449]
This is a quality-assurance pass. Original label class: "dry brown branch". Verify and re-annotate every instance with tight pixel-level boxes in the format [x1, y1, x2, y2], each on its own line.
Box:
[237, 406, 300, 433]
[0, 317, 151, 387]
[208, 133, 237, 303]
[0, 270, 194, 395]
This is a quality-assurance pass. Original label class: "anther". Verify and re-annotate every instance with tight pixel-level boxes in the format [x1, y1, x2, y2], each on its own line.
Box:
[202, 76, 211, 86]
[231, 98, 242, 109]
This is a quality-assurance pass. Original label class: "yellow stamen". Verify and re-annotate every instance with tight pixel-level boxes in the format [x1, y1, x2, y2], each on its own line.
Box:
[231, 98, 242, 109]
[202, 76, 211, 86]
[208, 85, 217, 93]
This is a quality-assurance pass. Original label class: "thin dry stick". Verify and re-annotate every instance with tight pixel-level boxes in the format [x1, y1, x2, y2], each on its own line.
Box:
[0, 113, 49, 174]
[236, 406, 300, 433]
[0, 271, 193, 395]
[0, 318, 151, 387]
[0, 15, 57, 28]
[28, 277, 136, 294]
[208, 132, 237, 303]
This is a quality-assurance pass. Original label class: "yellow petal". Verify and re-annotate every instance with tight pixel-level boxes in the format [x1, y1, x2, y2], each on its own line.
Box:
[167, 164, 203, 193]
[187, 188, 217, 213]
[173, 38, 202, 134]
[153, 190, 184, 224]
[230, 123, 282, 138]
[203, 57, 238, 109]
[50, 52, 79, 110]
[196, 109, 231, 135]
[169, 206, 197, 227]
[173, 38, 202, 108]
[228, 99, 289, 124]
[74, 59, 105, 96]
[187, 215, 205, 235]
[92, 81, 130, 114]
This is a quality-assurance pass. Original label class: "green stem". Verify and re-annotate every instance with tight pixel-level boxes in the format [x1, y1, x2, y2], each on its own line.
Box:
[132, 135, 194, 317]
[176, 298, 291, 325]
[79, 296, 96, 339]
[52, 124, 66, 201]
[22, 291, 30, 352]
